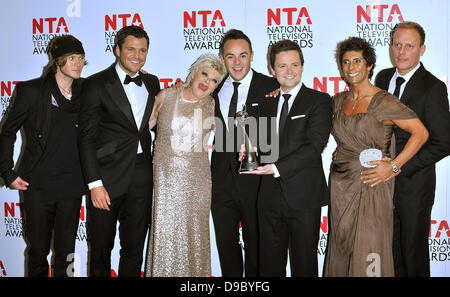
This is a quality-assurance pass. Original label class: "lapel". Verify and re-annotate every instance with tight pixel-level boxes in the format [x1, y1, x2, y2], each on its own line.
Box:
[246, 70, 262, 109]
[380, 68, 396, 91]
[36, 75, 53, 151]
[104, 63, 138, 130]
[139, 72, 156, 132]
[212, 77, 226, 129]
[399, 63, 426, 104]
[280, 83, 306, 139]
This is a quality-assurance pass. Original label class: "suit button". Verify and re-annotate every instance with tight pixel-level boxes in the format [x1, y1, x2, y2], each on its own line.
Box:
[37, 134, 42, 139]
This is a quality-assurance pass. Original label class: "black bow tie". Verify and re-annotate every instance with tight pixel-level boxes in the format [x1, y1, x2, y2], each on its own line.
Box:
[124, 74, 143, 86]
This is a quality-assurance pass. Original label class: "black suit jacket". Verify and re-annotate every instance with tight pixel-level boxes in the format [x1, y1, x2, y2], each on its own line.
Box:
[78, 63, 160, 199]
[210, 70, 279, 196]
[375, 63, 450, 206]
[0, 75, 84, 186]
[257, 84, 332, 210]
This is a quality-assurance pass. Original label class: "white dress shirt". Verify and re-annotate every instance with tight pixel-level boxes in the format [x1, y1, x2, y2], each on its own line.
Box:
[388, 62, 421, 99]
[272, 82, 302, 178]
[218, 69, 253, 129]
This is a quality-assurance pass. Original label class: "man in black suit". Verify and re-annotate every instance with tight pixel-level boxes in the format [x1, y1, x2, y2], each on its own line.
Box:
[0, 35, 87, 276]
[211, 29, 279, 276]
[373, 21, 450, 276]
[78, 26, 160, 277]
[243, 40, 332, 276]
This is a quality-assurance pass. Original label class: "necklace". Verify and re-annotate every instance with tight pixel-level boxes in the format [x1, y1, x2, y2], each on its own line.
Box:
[349, 90, 369, 110]
[58, 84, 72, 99]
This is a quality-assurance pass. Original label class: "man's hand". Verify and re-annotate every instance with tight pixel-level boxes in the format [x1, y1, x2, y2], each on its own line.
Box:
[360, 157, 400, 187]
[265, 88, 280, 98]
[90, 186, 111, 211]
[240, 164, 274, 175]
[10, 177, 29, 190]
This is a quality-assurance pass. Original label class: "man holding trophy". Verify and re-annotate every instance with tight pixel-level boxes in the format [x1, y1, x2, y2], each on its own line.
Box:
[211, 29, 278, 277]
[242, 39, 332, 277]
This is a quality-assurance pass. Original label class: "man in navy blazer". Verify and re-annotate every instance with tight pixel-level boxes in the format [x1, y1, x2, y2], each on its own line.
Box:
[244, 39, 332, 276]
[373, 21, 450, 276]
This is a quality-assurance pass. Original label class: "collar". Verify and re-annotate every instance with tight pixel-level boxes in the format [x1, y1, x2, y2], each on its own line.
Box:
[394, 62, 421, 83]
[280, 82, 302, 100]
[225, 69, 254, 87]
[115, 63, 140, 85]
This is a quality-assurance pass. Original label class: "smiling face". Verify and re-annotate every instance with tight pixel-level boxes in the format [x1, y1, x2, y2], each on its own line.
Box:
[57, 53, 85, 79]
[270, 50, 303, 93]
[115, 35, 148, 76]
[188, 66, 222, 99]
[220, 39, 253, 82]
[341, 50, 372, 86]
[391, 28, 426, 76]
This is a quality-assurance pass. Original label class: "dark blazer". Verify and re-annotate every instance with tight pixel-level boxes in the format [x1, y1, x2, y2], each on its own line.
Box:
[210, 70, 279, 192]
[78, 63, 160, 199]
[257, 83, 332, 210]
[375, 63, 450, 206]
[0, 75, 84, 186]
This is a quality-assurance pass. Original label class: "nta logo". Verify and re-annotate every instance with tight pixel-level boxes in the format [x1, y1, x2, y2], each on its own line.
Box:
[105, 13, 144, 31]
[357, 4, 404, 23]
[267, 8, 312, 26]
[184, 10, 226, 28]
[32, 17, 69, 34]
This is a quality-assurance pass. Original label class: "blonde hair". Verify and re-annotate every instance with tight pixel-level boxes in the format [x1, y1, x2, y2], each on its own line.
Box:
[185, 53, 227, 86]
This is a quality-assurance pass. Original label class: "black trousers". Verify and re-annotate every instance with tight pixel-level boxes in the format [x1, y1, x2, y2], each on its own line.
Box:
[258, 204, 321, 277]
[22, 188, 82, 277]
[211, 170, 260, 277]
[87, 154, 152, 277]
[393, 204, 433, 277]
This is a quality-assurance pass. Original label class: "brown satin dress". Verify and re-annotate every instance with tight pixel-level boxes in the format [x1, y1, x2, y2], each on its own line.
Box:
[145, 88, 214, 277]
[324, 90, 416, 277]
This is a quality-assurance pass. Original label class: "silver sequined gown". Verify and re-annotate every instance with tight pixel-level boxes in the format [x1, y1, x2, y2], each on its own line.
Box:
[145, 88, 214, 277]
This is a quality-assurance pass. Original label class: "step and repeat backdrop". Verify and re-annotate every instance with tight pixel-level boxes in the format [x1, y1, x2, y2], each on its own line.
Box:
[0, 0, 449, 277]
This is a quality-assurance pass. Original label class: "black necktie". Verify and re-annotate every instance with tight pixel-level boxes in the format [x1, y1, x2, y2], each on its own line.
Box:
[228, 82, 241, 118]
[124, 74, 143, 86]
[279, 94, 291, 135]
[393, 76, 405, 99]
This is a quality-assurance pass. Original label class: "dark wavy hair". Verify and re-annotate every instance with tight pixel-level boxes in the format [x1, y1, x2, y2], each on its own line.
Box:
[335, 37, 376, 80]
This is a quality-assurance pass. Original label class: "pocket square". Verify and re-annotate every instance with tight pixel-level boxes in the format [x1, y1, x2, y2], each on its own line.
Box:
[291, 114, 306, 120]
[51, 97, 59, 107]
[251, 103, 258, 106]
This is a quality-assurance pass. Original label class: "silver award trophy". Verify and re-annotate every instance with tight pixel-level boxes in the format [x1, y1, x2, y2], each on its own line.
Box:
[236, 105, 260, 172]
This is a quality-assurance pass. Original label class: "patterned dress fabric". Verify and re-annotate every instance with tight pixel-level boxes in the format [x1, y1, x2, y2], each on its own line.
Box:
[146, 88, 214, 277]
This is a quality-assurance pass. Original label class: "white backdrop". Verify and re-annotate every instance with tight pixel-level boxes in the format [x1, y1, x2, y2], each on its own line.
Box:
[0, 0, 449, 277]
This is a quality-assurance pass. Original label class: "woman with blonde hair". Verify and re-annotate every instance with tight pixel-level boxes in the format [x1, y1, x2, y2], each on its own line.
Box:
[146, 54, 226, 277]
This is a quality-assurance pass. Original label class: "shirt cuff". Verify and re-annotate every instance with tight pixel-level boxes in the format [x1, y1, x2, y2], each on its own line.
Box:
[272, 164, 280, 178]
[88, 180, 103, 190]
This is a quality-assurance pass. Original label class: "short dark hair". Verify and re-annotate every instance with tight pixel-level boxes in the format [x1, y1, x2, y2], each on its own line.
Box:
[219, 29, 252, 56]
[335, 37, 376, 80]
[114, 25, 149, 53]
[390, 21, 426, 46]
[268, 39, 304, 69]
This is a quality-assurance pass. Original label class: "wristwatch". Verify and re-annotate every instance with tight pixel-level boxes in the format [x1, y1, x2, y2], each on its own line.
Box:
[390, 160, 399, 173]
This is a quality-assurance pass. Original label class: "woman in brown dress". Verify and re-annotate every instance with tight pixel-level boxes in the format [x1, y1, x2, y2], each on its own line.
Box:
[145, 54, 226, 277]
[324, 37, 429, 277]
